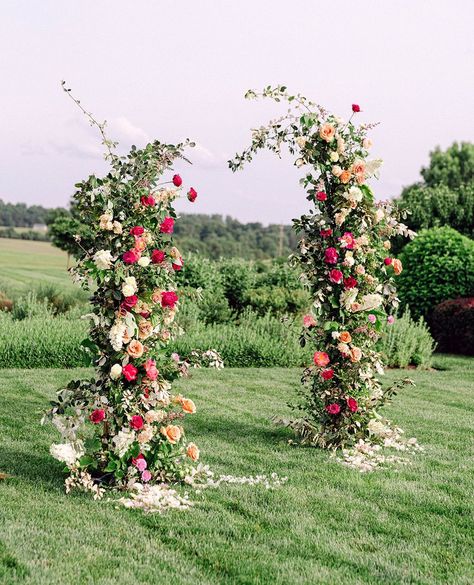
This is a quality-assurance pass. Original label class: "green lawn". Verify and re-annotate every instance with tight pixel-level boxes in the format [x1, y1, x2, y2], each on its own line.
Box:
[0, 239, 71, 295]
[1, 357, 473, 585]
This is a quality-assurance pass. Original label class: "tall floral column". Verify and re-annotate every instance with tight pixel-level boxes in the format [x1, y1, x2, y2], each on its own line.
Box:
[46, 92, 201, 496]
[230, 86, 415, 452]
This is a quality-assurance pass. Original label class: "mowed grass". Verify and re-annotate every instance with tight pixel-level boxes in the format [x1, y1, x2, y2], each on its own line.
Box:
[0, 357, 473, 585]
[0, 239, 71, 294]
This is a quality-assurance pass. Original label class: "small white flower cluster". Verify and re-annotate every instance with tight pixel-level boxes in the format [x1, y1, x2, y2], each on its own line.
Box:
[185, 464, 288, 490]
[117, 483, 192, 514]
[64, 469, 105, 500]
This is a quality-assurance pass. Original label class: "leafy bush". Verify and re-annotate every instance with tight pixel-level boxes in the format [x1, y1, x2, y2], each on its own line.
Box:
[379, 310, 436, 368]
[398, 227, 474, 321]
[219, 258, 256, 312]
[431, 297, 474, 356]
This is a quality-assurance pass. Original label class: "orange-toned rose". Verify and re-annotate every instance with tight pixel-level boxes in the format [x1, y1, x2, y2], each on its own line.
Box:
[181, 398, 196, 414]
[392, 258, 403, 275]
[339, 170, 352, 184]
[127, 339, 144, 358]
[160, 424, 182, 444]
[151, 289, 162, 304]
[319, 123, 336, 142]
[134, 238, 147, 252]
[352, 160, 366, 176]
[138, 320, 154, 339]
[350, 347, 362, 362]
[313, 351, 330, 367]
[339, 331, 352, 343]
[186, 442, 200, 461]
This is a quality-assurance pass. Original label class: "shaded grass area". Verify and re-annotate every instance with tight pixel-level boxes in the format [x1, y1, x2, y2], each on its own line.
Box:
[0, 357, 473, 584]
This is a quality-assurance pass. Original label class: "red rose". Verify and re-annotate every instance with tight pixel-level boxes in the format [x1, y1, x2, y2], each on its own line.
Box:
[160, 217, 174, 234]
[161, 291, 178, 309]
[172, 258, 183, 271]
[384, 257, 392, 266]
[123, 363, 138, 382]
[172, 174, 182, 187]
[329, 269, 343, 284]
[316, 191, 327, 202]
[130, 226, 144, 236]
[347, 397, 358, 412]
[140, 311, 150, 318]
[352, 104, 361, 113]
[187, 187, 197, 202]
[344, 276, 358, 289]
[326, 403, 341, 415]
[151, 249, 165, 264]
[89, 409, 105, 424]
[140, 195, 156, 207]
[320, 228, 333, 238]
[130, 415, 144, 430]
[324, 247, 339, 264]
[121, 295, 138, 311]
[321, 368, 334, 380]
[123, 250, 140, 264]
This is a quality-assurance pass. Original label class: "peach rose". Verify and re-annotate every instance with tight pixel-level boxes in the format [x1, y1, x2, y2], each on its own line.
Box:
[160, 424, 182, 444]
[134, 238, 147, 252]
[338, 342, 350, 356]
[122, 329, 132, 344]
[339, 170, 352, 184]
[161, 330, 171, 342]
[350, 347, 362, 362]
[356, 173, 365, 185]
[339, 331, 352, 343]
[138, 426, 154, 444]
[151, 289, 163, 304]
[355, 265, 365, 275]
[352, 160, 366, 176]
[181, 398, 196, 414]
[145, 410, 165, 424]
[319, 123, 336, 142]
[138, 320, 154, 339]
[127, 339, 144, 359]
[186, 442, 200, 461]
[392, 259, 403, 275]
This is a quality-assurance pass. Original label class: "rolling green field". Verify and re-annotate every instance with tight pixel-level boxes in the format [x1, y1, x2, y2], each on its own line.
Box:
[0, 239, 71, 294]
[1, 356, 473, 585]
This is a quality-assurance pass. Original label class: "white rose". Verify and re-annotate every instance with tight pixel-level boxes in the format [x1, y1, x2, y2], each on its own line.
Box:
[113, 221, 123, 234]
[93, 250, 113, 270]
[332, 165, 342, 177]
[330, 151, 339, 162]
[110, 364, 123, 380]
[138, 256, 151, 267]
[122, 276, 137, 297]
[296, 136, 307, 148]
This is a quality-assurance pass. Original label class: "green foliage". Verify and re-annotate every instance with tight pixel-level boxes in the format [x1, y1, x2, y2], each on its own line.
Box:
[379, 310, 436, 368]
[0, 198, 65, 227]
[421, 142, 474, 189]
[219, 258, 256, 312]
[398, 227, 474, 321]
[48, 215, 95, 258]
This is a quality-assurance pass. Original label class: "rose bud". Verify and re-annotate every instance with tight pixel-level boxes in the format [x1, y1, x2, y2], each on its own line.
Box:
[172, 174, 182, 187]
[187, 187, 197, 202]
[352, 104, 361, 112]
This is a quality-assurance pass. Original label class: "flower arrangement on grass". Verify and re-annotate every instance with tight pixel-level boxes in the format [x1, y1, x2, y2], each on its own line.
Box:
[44, 84, 201, 497]
[230, 86, 417, 454]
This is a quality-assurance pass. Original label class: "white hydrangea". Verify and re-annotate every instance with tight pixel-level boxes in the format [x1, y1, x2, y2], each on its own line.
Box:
[109, 321, 127, 351]
[93, 250, 113, 270]
[113, 429, 136, 458]
[50, 442, 84, 467]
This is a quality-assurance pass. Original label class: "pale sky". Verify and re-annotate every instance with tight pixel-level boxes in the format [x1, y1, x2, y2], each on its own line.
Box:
[1, 0, 473, 223]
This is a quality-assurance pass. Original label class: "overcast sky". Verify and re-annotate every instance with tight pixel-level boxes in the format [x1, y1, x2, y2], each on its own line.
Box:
[1, 0, 473, 224]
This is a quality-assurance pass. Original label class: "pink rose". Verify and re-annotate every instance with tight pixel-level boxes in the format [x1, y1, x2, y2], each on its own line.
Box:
[135, 457, 147, 472]
[326, 403, 341, 415]
[123, 250, 140, 264]
[187, 187, 197, 202]
[339, 232, 356, 250]
[130, 415, 144, 430]
[141, 470, 152, 482]
[172, 174, 182, 187]
[324, 247, 339, 264]
[123, 363, 138, 382]
[303, 314, 317, 328]
[387, 315, 395, 325]
[160, 217, 174, 234]
[368, 314, 376, 324]
[313, 351, 330, 367]
[329, 269, 343, 284]
[144, 359, 158, 381]
[140, 195, 156, 207]
[161, 291, 178, 309]
[316, 191, 327, 202]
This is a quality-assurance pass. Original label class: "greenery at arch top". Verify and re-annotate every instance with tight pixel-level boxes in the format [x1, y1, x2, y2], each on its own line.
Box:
[230, 85, 416, 449]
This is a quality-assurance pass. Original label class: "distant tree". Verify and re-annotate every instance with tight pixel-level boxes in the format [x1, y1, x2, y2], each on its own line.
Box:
[420, 142, 474, 190]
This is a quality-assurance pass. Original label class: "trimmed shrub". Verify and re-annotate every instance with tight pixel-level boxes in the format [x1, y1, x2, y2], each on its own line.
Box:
[431, 297, 474, 355]
[398, 227, 474, 321]
[379, 310, 436, 368]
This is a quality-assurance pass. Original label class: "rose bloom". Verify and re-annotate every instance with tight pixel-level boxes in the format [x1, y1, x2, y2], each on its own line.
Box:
[324, 247, 339, 264]
[384, 257, 392, 266]
[350, 347, 363, 362]
[122, 329, 131, 344]
[123, 249, 140, 264]
[161, 424, 182, 444]
[172, 258, 183, 271]
[343, 276, 358, 289]
[329, 269, 343, 284]
[161, 330, 171, 342]
[123, 363, 138, 381]
[351, 160, 366, 176]
[134, 457, 147, 471]
[339, 231, 356, 250]
[151, 249, 165, 264]
[339, 331, 352, 343]
[313, 351, 330, 367]
[392, 258, 403, 275]
[110, 364, 122, 380]
[355, 264, 365, 275]
[383, 240, 391, 250]
[145, 410, 165, 424]
[363, 138, 372, 149]
[138, 320, 154, 340]
[319, 123, 336, 142]
[172, 174, 182, 187]
[321, 368, 334, 380]
[90, 409, 105, 424]
[134, 238, 147, 253]
[127, 339, 144, 359]
[161, 291, 178, 309]
[339, 170, 352, 184]
[160, 217, 175, 234]
[141, 470, 152, 482]
[347, 397, 358, 412]
[186, 442, 200, 461]
[138, 256, 151, 267]
[303, 314, 317, 328]
[181, 398, 196, 414]
[130, 415, 144, 430]
[320, 228, 333, 238]
[326, 403, 341, 415]
[130, 226, 144, 236]
[187, 187, 197, 202]
[138, 426, 154, 444]
[352, 104, 361, 112]
[338, 342, 350, 356]
[387, 315, 395, 325]
[316, 191, 327, 202]
[368, 314, 377, 324]
[332, 165, 342, 177]
[144, 358, 158, 380]
[141, 195, 156, 207]
[122, 295, 138, 311]
[151, 289, 162, 304]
